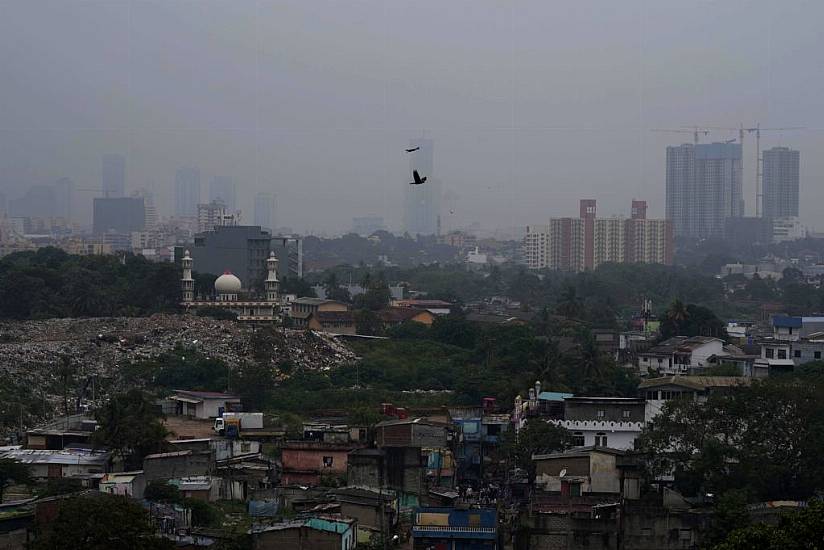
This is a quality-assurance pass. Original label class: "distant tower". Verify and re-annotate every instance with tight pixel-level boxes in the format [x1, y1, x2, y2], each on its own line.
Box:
[265, 251, 280, 303]
[181, 250, 194, 303]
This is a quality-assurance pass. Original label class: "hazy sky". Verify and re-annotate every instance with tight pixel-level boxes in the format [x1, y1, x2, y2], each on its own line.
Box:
[1, 1, 823, 234]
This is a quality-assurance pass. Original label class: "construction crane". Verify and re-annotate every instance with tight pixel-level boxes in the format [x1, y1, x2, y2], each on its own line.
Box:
[650, 127, 711, 144]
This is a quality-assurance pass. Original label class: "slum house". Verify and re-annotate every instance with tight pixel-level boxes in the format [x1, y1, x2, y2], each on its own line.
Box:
[0, 448, 110, 481]
[143, 450, 212, 482]
[532, 447, 641, 497]
[347, 447, 424, 509]
[329, 486, 397, 541]
[99, 470, 146, 499]
[169, 437, 261, 461]
[0, 498, 35, 550]
[168, 390, 241, 419]
[447, 402, 509, 482]
[169, 476, 220, 502]
[24, 415, 97, 450]
[251, 516, 357, 550]
[216, 454, 276, 501]
[280, 441, 363, 486]
[412, 507, 498, 550]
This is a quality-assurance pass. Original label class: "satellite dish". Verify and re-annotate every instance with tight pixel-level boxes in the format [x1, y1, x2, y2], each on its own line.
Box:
[559, 468, 567, 478]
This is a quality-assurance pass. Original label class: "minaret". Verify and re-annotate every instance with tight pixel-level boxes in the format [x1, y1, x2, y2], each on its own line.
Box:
[181, 249, 194, 303]
[265, 251, 279, 303]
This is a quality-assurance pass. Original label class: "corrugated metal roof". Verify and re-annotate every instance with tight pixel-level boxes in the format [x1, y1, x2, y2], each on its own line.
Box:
[0, 448, 109, 466]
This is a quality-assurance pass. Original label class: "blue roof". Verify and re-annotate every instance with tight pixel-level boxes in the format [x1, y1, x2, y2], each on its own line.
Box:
[538, 391, 574, 402]
[773, 316, 802, 328]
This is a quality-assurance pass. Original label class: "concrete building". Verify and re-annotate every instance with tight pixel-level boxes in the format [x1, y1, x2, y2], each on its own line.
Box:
[191, 225, 274, 288]
[533, 447, 640, 497]
[92, 197, 145, 235]
[280, 441, 362, 486]
[101, 153, 126, 198]
[763, 146, 800, 219]
[412, 507, 497, 550]
[197, 200, 238, 233]
[771, 315, 824, 341]
[290, 298, 349, 329]
[143, 450, 212, 482]
[175, 167, 201, 217]
[254, 192, 276, 232]
[404, 138, 442, 236]
[209, 176, 236, 211]
[641, 376, 752, 422]
[525, 200, 672, 271]
[666, 142, 743, 239]
[637, 336, 734, 375]
[307, 310, 356, 335]
[549, 397, 646, 450]
[99, 471, 146, 499]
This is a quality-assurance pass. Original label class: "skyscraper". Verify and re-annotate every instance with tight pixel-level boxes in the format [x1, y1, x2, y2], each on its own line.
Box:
[210, 176, 236, 211]
[53, 177, 74, 221]
[403, 138, 441, 236]
[132, 188, 158, 228]
[175, 167, 201, 217]
[102, 154, 126, 198]
[254, 192, 276, 232]
[762, 146, 800, 219]
[93, 197, 145, 234]
[666, 142, 742, 239]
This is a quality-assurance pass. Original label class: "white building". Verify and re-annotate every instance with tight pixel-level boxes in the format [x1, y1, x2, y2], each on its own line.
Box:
[638, 336, 731, 375]
[640, 376, 751, 422]
[169, 390, 241, 419]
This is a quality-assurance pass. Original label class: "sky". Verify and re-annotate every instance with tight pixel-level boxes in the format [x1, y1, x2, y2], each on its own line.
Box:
[1, 0, 823, 234]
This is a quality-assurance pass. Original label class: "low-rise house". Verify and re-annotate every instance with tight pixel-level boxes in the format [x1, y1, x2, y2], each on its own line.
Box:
[0, 448, 110, 480]
[24, 415, 98, 450]
[448, 405, 510, 481]
[143, 450, 212, 482]
[412, 507, 497, 550]
[251, 515, 357, 550]
[281, 441, 362, 486]
[638, 336, 736, 374]
[347, 447, 425, 508]
[374, 418, 449, 449]
[377, 308, 436, 328]
[640, 376, 752, 422]
[307, 310, 357, 335]
[390, 299, 453, 316]
[169, 476, 220, 502]
[289, 298, 349, 329]
[532, 447, 641, 498]
[329, 486, 397, 535]
[99, 470, 146, 499]
[169, 437, 261, 461]
[169, 390, 241, 419]
[771, 315, 824, 341]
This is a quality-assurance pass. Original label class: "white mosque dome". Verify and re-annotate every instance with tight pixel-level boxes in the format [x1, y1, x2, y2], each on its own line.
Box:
[215, 272, 242, 294]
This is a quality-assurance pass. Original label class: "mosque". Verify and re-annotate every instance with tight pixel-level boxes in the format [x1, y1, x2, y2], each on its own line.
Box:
[180, 249, 281, 322]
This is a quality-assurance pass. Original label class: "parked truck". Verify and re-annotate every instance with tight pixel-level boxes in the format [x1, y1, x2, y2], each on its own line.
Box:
[214, 412, 264, 438]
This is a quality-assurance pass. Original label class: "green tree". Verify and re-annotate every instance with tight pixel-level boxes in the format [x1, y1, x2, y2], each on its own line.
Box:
[93, 390, 169, 470]
[713, 500, 824, 550]
[0, 458, 31, 502]
[556, 285, 583, 319]
[354, 309, 384, 336]
[232, 361, 275, 411]
[30, 493, 174, 550]
[502, 419, 570, 480]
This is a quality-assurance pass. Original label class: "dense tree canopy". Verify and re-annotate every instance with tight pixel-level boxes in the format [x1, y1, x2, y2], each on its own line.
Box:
[0, 248, 180, 319]
[30, 493, 174, 550]
[638, 377, 824, 501]
[93, 390, 169, 470]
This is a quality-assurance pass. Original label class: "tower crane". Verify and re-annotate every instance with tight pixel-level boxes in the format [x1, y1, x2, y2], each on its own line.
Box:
[742, 124, 804, 217]
[650, 127, 711, 144]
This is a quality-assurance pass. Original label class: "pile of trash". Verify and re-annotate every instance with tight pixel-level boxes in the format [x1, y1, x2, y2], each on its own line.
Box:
[0, 314, 357, 420]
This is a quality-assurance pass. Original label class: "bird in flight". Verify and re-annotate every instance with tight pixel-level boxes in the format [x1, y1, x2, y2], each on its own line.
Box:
[405, 146, 420, 153]
[409, 170, 427, 185]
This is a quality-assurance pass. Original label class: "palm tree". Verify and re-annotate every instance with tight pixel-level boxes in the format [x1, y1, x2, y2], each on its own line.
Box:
[556, 285, 583, 319]
[666, 299, 689, 323]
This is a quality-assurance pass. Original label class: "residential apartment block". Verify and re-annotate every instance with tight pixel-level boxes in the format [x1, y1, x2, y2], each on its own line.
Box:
[524, 200, 672, 271]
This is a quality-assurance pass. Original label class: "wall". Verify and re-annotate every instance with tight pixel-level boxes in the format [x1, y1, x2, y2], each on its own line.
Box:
[143, 452, 212, 482]
[588, 452, 620, 493]
[690, 341, 724, 367]
[564, 401, 645, 423]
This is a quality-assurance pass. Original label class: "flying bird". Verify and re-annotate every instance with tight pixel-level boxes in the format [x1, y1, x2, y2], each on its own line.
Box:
[405, 146, 420, 153]
[409, 170, 427, 185]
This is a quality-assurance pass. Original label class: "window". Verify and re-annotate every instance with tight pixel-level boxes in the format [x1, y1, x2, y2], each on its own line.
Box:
[322, 456, 333, 467]
[794, 350, 802, 358]
[241, 442, 251, 453]
[622, 410, 632, 419]
[486, 424, 501, 436]
[596, 410, 605, 418]
[572, 432, 585, 447]
[816, 351, 822, 360]
[766, 348, 775, 359]
[646, 390, 658, 400]
[778, 349, 787, 359]
[594, 432, 608, 447]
